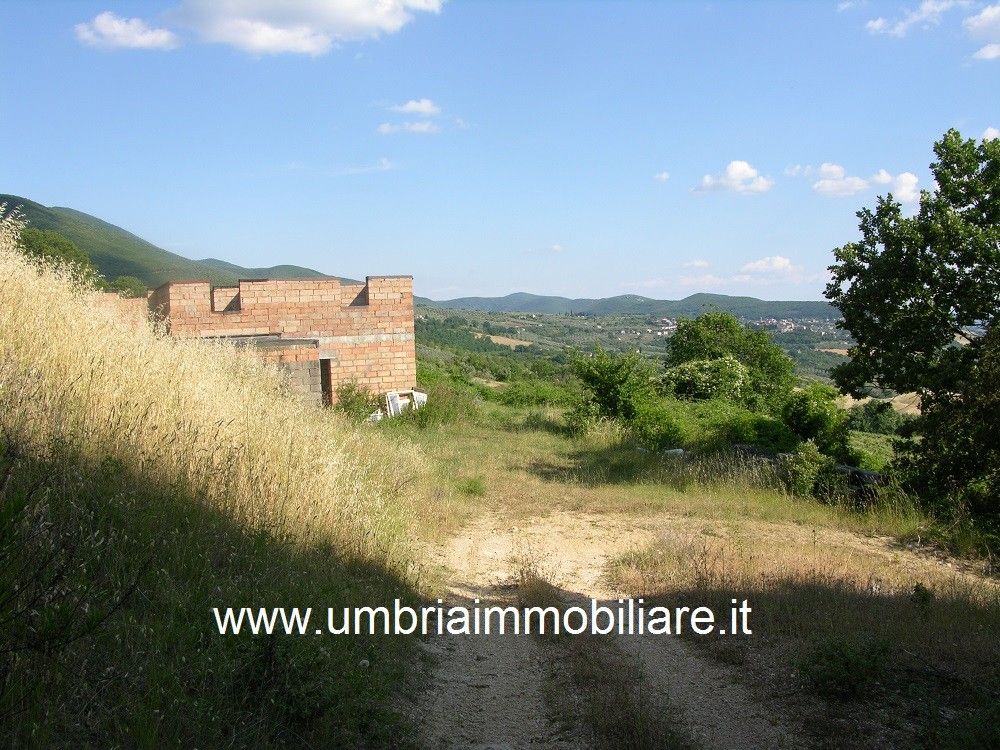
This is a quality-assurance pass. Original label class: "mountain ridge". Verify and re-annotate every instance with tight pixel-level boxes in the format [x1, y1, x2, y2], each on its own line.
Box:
[0, 193, 336, 287]
[416, 291, 837, 319]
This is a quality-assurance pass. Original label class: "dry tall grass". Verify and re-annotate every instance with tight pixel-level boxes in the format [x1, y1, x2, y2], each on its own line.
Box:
[0, 210, 422, 745]
[0, 210, 416, 564]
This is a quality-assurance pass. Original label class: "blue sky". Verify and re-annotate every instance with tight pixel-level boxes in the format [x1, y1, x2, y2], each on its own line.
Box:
[2, 1, 998, 300]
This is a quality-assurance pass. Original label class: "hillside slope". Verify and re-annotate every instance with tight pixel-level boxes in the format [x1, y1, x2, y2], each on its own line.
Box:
[418, 291, 836, 319]
[0, 193, 332, 287]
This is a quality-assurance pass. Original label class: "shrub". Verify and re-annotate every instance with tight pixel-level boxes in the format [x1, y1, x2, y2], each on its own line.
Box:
[661, 355, 750, 403]
[678, 398, 799, 454]
[627, 400, 685, 451]
[17, 226, 98, 279]
[333, 382, 381, 423]
[849, 431, 896, 472]
[494, 377, 576, 407]
[395, 380, 481, 428]
[456, 477, 486, 496]
[108, 275, 149, 298]
[846, 400, 915, 435]
[571, 347, 657, 421]
[799, 637, 890, 700]
[565, 397, 604, 437]
[782, 383, 852, 461]
[778, 441, 829, 496]
[667, 311, 795, 408]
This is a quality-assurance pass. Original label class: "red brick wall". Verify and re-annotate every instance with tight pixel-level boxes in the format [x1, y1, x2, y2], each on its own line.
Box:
[149, 276, 416, 396]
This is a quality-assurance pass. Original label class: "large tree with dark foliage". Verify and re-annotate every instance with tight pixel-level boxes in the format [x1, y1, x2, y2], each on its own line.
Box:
[826, 129, 1000, 525]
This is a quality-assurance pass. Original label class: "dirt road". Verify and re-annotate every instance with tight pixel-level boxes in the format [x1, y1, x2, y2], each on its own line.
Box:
[413, 510, 804, 749]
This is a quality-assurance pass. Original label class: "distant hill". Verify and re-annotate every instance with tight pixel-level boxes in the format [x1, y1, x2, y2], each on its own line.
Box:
[1, 194, 334, 288]
[417, 291, 837, 319]
[196, 257, 329, 281]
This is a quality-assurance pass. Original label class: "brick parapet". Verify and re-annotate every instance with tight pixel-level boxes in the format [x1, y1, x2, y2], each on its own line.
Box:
[150, 275, 416, 400]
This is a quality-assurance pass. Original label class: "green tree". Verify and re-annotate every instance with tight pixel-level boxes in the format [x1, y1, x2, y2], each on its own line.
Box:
[571, 347, 657, 420]
[826, 129, 999, 396]
[826, 129, 999, 524]
[109, 275, 148, 298]
[900, 327, 1000, 526]
[782, 383, 851, 462]
[18, 227, 97, 276]
[667, 311, 794, 408]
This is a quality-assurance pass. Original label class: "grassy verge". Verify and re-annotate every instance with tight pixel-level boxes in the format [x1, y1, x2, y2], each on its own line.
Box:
[1, 219, 423, 746]
[386, 401, 930, 544]
[608, 529, 1000, 748]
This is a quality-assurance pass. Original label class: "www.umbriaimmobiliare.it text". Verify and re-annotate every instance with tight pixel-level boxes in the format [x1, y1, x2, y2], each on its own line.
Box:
[213, 598, 753, 637]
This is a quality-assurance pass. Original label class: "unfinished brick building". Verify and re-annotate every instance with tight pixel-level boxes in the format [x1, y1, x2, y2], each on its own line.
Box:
[144, 275, 416, 406]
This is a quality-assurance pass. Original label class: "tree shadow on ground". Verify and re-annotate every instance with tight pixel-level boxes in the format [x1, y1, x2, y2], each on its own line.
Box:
[525, 443, 774, 491]
[632, 575, 1000, 750]
[1, 442, 421, 748]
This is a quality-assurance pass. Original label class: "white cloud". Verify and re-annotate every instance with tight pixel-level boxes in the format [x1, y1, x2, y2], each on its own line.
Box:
[984, 126, 1000, 140]
[871, 169, 921, 202]
[837, 1, 861, 11]
[866, 0, 967, 37]
[795, 162, 918, 202]
[682, 259, 710, 268]
[964, 3, 1000, 36]
[170, 0, 442, 55]
[549, 243, 565, 253]
[694, 160, 774, 193]
[391, 98, 440, 116]
[741, 255, 796, 274]
[653, 171, 670, 182]
[75, 11, 178, 49]
[973, 42, 1000, 58]
[811, 162, 870, 196]
[376, 120, 439, 134]
[871, 168, 893, 184]
[965, 3, 1000, 58]
[893, 172, 920, 202]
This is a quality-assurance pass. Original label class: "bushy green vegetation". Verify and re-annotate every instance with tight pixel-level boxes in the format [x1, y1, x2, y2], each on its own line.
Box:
[827, 129, 1000, 539]
[781, 383, 852, 462]
[666, 311, 795, 409]
[14, 222, 147, 297]
[846, 400, 916, 435]
[566, 316, 803, 455]
[333, 381, 382, 422]
[413, 304, 997, 557]
[18, 226, 97, 274]
[108, 274, 149, 298]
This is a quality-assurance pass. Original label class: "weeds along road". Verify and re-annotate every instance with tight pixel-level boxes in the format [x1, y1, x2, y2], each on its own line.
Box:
[411, 510, 805, 749]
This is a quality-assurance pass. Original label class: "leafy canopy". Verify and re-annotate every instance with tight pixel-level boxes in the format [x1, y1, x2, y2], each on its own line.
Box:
[666, 311, 794, 407]
[571, 347, 657, 420]
[108, 275, 148, 298]
[18, 227, 97, 276]
[826, 129, 1000, 396]
[827, 129, 1000, 526]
